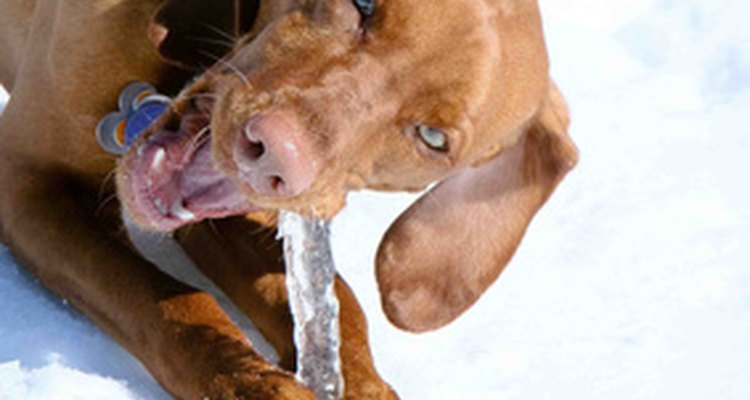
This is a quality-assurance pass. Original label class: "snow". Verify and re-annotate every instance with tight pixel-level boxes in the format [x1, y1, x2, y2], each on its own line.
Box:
[2, 0, 750, 399]
[0, 247, 168, 399]
[0, 359, 143, 400]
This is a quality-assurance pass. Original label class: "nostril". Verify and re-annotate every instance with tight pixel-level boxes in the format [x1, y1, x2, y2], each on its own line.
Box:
[248, 139, 265, 159]
[241, 136, 266, 161]
[269, 175, 285, 192]
[236, 114, 315, 198]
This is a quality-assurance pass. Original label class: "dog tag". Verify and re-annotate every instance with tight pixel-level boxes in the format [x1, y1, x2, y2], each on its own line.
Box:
[96, 82, 170, 155]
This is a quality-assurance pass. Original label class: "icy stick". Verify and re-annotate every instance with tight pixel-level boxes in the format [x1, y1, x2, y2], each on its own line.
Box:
[277, 211, 344, 400]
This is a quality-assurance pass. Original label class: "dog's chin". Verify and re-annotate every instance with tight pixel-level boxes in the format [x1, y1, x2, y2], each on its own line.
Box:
[117, 96, 259, 232]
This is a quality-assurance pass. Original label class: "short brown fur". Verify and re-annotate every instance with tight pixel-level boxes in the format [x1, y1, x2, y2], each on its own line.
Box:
[0, 0, 576, 398]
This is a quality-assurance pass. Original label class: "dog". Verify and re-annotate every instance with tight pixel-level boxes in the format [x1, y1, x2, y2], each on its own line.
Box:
[0, 0, 578, 398]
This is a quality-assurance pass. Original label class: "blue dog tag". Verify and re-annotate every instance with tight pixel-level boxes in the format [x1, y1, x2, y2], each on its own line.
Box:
[123, 100, 169, 147]
[96, 82, 170, 155]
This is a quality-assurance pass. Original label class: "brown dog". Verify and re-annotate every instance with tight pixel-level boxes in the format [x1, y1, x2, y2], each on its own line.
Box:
[0, 0, 577, 399]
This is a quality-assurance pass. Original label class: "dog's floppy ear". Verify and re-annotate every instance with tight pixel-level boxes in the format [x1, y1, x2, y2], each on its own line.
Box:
[376, 82, 578, 332]
[149, 0, 260, 68]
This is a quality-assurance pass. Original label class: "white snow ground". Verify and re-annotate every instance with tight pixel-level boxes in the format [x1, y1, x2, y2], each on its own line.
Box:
[2, 0, 750, 399]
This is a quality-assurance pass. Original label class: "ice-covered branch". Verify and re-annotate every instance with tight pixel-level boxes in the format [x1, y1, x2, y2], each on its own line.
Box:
[278, 211, 344, 400]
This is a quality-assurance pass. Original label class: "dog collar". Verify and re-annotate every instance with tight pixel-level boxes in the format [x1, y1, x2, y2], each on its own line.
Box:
[96, 82, 170, 155]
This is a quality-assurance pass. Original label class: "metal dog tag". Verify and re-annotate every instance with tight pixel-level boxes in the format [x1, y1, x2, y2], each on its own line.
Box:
[96, 82, 170, 155]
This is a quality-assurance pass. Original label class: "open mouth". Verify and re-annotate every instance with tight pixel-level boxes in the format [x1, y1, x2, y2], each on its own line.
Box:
[118, 91, 258, 231]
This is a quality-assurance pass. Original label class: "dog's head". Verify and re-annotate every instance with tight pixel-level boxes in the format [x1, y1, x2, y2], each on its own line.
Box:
[117, 0, 577, 331]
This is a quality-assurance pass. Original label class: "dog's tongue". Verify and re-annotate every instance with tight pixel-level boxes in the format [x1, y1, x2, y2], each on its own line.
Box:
[130, 122, 257, 230]
[178, 141, 251, 215]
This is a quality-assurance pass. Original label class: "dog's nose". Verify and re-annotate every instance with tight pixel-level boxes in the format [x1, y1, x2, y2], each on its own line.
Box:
[234, 113, 317, 197]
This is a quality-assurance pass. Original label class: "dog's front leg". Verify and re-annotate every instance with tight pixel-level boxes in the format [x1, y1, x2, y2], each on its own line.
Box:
[0, 163, 313, 399]
[176, 217, 400, 399]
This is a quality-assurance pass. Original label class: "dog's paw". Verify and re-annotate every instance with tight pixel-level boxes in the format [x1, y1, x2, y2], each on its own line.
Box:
[204, 369, 315, 400]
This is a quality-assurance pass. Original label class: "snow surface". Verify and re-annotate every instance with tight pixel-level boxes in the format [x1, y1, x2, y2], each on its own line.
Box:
[2, 0, 750, 398]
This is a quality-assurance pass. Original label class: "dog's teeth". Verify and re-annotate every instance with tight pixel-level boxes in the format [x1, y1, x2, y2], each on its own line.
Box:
[170, 200, 195, 221]
[151, 147, 166, 170]
[154, 198, 169, 215]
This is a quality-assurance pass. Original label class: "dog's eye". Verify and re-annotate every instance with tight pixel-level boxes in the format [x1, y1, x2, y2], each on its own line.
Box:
[353, 0, 376, 20]
[416, 125, 449, 152]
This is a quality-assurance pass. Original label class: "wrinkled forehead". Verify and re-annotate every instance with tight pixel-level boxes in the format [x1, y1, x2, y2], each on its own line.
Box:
[373, 0, 501, 113]
[367, 0, 545, 153]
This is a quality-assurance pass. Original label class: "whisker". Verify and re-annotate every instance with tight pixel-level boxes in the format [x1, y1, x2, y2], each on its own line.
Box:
[184, 125, 212, 162]
[197, 61, 229, 82]
[95, 193, 118, 216]
[181, 224, 195, 238]
[197, 48, 225, 64]
[269, 212, 280, 227]
[217, 59, 252, 89]
[249, 222, 269, 237]
[208, 219, 223, 239]
[182, 93, 218, 118]
[194, 124, 212, 143]
[186, 35, 236, 50]
[98, 167, 118, 199]
[200, 22, 238, 43]
[194, 129, 212, 149]
[197, 49, 251, 89]
[184, 93, 219, 100]
[187, 134, 212, 160]
[261, 225, 279, 248]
